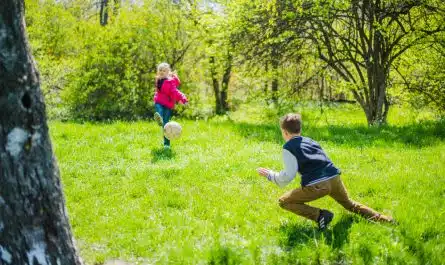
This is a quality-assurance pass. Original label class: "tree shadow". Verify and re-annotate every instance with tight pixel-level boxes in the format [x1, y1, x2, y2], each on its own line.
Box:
[279, 215, 355, 251]
[151, 147, 175, 163]
[229, 119, 445, 148]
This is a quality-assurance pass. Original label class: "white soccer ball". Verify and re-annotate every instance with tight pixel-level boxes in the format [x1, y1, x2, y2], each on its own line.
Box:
[164, 121, 182, 140]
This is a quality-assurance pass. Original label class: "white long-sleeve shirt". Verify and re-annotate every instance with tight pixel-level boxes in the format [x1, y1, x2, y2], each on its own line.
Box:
[266, 149, 298, 188]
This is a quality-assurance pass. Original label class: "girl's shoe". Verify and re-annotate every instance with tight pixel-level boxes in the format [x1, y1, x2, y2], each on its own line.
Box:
[154, 112, 163, 126]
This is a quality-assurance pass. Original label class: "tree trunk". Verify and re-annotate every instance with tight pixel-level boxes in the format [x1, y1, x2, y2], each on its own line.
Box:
[100, 0, 109, 26]
[0, 1, 83, 264]
[209, 56, 222, 114]
[270, 48, 279, 103]
[271, 61, 279, 103]
[263, 63, 268, 96]
[363, 29, 390, 126]
[220, 52, 232, 113]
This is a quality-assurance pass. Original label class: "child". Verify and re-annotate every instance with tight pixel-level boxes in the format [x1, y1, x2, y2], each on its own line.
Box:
[153, 62, 188, 148]
[257, 113, 394, 230]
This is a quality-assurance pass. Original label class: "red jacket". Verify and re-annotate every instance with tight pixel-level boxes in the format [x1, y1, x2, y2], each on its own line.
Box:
[153, 76, 188, 109]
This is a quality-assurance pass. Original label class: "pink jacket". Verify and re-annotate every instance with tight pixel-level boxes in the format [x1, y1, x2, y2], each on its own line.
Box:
[153, 76, 188, 109]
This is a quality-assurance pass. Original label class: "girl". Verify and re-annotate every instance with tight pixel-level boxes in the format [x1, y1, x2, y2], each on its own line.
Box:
[153, 62, 188, 148]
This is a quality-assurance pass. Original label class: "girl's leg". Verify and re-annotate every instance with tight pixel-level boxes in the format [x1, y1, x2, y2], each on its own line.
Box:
[162, 107, 172, 147]
[154, 104, 164, 126]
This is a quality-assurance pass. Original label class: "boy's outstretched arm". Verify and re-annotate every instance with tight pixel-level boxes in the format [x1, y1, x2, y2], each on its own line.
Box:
[257, 149, 298, 188]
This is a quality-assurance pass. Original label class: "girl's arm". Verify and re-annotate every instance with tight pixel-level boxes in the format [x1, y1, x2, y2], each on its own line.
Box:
[168, 77, 188, 104]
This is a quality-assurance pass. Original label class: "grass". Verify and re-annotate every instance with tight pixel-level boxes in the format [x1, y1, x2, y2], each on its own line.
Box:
[50, 104, 445, 265]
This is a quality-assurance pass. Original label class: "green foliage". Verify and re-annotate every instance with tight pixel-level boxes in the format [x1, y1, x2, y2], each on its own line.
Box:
[392, 33, 445, 113]
[24, 0, 445, 122]
[26, 0, 81, 119]
[63, 21, 154, 120]
[25, 0, 198, 120]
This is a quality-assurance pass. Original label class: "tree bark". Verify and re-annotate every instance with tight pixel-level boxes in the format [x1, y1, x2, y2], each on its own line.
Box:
[209, 56, 222, 114]
[100, 0, 109, 26]
[271, 57, 279, 103]
[220, 51, 232, 113]
[0, 1, 82, 264]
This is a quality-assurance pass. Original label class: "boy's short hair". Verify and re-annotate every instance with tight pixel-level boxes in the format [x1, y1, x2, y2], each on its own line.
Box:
[280, 113, 302, 134]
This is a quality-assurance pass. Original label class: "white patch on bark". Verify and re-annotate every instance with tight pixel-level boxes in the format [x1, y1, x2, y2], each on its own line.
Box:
[0, 27, 7, 43]
[0, 197, 4, 232]
[6, 128, 28, 158]
[27, 241, 49, 265]
[32, 132, 41, 146]
[0, 246, 12, 264]
[0, 27, 18, 72]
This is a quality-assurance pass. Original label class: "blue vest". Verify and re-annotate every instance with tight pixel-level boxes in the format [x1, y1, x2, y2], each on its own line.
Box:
[283, 136, 341, 186]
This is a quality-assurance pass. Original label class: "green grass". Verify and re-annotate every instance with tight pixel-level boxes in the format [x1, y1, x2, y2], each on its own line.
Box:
[50, 104, 445, 265]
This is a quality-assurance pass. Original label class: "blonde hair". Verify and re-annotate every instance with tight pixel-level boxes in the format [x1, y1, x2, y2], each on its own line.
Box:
[157, 62, 171, 76]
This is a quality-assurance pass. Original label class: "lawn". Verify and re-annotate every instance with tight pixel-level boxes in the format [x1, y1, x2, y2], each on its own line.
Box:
[50, 104, 445, 265]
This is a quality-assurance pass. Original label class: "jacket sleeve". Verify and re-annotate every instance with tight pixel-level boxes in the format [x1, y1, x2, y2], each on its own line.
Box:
[168, 77, 188, 103]
[266, 149, 298, 188]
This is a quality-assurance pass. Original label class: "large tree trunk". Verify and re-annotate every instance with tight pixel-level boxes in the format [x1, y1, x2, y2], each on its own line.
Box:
[0, 1, 82, 264]
[363, 74, 389, 125]
[363, 29, 390, 126]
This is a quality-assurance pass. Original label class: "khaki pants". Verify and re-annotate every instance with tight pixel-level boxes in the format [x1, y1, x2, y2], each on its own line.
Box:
[279, 176, 391, 222]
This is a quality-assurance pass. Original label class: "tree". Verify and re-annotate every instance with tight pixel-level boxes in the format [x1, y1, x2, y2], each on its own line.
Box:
[230, 0, 306, 103]
[100, 0, 120, 26]
[394, 33, 445, 113]
[299, 0, 445, 125]
[189, 0, 233, 114]
[0, 1, 82, 264]
[233, 0, 444, 125]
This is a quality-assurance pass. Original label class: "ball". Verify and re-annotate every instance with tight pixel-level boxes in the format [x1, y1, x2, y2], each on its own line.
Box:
[163, 121, 182, 140]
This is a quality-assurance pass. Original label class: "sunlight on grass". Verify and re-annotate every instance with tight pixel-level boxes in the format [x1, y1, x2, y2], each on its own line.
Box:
[50, 104, 445, 265]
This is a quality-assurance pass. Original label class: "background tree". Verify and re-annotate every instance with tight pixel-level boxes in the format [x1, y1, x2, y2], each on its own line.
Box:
[0, 0, 82, 264]
[393, 32, 445, 113]
[230, 0, 307, 103]
[298, 0, 445, 125]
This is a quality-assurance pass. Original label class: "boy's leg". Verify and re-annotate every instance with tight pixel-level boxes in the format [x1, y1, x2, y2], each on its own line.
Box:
[162, 107, 172, 147]
[328, 176, 393, 222]
[278, 182, 330, 221]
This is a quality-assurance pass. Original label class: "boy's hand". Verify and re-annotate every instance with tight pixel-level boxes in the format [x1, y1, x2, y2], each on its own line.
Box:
[257, 167, 270, 178]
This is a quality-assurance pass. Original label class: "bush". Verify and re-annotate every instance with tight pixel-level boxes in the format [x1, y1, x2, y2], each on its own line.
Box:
[63, 19, 156, 120]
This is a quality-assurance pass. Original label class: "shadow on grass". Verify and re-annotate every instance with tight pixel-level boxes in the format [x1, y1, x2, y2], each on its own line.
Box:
[279, 215, 355, 251]
[229, 119, 445, 147]
[207, 245, 242, 265]
[151, 147, 175, 163]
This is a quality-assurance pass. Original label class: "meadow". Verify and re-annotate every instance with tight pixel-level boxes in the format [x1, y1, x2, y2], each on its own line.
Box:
[50, 104, 445, 265]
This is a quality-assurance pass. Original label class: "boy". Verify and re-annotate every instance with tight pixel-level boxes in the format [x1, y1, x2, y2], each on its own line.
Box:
[257, 113, 393, 230]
